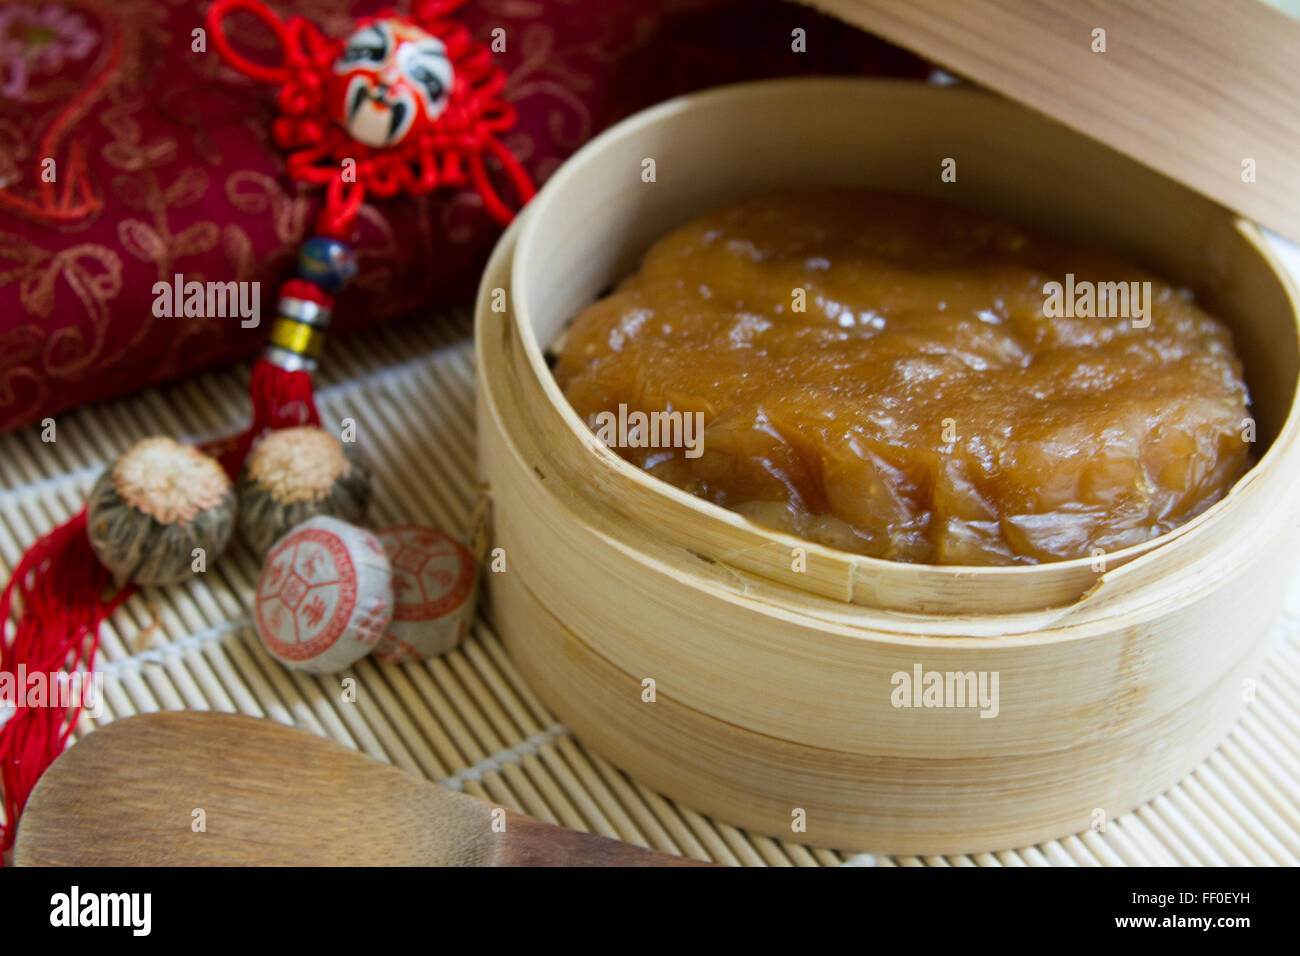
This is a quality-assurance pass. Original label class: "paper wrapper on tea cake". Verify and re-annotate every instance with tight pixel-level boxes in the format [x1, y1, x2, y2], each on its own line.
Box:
[373, 525, 478, 663]
[254, 516, 392, 674]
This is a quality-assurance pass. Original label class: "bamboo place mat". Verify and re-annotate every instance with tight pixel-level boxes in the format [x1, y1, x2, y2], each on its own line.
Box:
[3, 294, 1300, 867]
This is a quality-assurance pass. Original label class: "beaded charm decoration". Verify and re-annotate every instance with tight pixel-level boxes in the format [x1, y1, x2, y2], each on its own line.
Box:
[205, 0, 534, 471]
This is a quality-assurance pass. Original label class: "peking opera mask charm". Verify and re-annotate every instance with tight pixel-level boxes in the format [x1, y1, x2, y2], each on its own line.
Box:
[201, 0, 536, 465]
[208, 0, 534, 230]
[330, 19, 454, 149]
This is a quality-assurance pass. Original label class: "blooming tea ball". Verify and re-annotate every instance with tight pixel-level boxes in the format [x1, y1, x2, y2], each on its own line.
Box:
[254, 516, 393, 674]
[86, 437, 236, 586]
[237, 426, 372, 555]
[372, 525, 479, 663]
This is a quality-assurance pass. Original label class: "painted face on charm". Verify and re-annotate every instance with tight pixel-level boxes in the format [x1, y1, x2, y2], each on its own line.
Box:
[329, 19, 454, 148]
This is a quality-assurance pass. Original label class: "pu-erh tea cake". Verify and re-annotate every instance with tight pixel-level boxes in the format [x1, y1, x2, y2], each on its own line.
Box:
[254, 516, 392, 674]
[373, 525, 478, 663]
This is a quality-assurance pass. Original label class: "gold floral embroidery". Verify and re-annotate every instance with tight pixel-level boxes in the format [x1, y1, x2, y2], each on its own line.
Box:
[225, 170, 311, 250]
[0, 232, 123, 383]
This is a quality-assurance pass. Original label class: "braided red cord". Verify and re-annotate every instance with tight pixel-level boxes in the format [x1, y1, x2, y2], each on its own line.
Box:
[208, 0, 292, 84]
[318, 177, 365, 239]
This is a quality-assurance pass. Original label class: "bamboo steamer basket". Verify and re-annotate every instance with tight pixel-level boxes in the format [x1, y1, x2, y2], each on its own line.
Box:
[474, 78, 1300, 853]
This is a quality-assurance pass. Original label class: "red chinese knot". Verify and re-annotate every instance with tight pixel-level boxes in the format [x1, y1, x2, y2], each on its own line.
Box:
[207, 0, 533, 233]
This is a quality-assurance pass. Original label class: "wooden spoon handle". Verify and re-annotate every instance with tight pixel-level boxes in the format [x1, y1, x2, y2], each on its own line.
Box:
[493, 815, 712, 866]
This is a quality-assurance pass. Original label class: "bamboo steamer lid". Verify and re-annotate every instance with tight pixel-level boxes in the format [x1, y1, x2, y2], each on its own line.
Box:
[806, 0, 1300, 241]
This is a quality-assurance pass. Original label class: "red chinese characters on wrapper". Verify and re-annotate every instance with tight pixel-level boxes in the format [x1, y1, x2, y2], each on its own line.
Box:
[255, 516, 393, 674]
[373, 525, 478, 663]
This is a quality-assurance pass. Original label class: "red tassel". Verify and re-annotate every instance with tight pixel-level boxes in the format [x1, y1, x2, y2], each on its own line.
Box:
[0, 510, 135, 859]
[1, 351, 320, 861]
[209, 358, 322, 479]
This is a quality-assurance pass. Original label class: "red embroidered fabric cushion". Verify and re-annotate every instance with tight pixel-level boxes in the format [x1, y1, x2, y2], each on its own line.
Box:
[0, 0, 924, 432]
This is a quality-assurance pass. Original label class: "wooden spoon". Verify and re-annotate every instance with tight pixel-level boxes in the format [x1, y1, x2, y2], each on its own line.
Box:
[13, 711, 709, 866]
